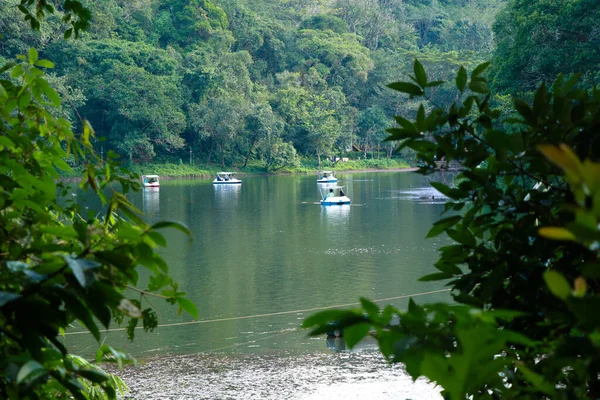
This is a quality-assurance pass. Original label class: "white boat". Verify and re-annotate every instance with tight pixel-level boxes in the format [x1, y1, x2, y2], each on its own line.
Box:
[142, 175, 160, 188]
[319, 185, 351, 205]
[317, 171, 338, 183]
[213, 171, 242, 185]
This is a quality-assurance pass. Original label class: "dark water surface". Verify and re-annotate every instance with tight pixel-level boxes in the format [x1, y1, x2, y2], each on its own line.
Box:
[66, 171, 451, 399]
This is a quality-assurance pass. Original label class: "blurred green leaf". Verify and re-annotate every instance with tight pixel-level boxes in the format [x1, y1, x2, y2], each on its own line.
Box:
[344, 323, 371, 348]
[543, 271, 571, 300]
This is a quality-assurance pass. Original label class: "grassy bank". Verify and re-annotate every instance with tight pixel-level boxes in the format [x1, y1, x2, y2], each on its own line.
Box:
[58, 158, 413, 179]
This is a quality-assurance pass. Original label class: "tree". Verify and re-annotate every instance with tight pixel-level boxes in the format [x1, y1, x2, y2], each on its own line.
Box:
[271, 70, 345, 166]
[357, 105, 389, 158]
[490, 0, 600, 94]
[305, 60, 600, 398]
[0, 48, 198, 399]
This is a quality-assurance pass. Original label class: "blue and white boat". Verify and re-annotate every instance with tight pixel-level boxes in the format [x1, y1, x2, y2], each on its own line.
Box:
[317, 171, 338, 183]
[213, 172, 242, 185]
[319, 185, 351, 205]
[142, 174, 160, 188]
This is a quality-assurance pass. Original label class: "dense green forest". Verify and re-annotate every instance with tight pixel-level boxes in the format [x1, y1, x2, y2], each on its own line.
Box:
[0, 0, 506, 169]
[2, 0, 598, 170]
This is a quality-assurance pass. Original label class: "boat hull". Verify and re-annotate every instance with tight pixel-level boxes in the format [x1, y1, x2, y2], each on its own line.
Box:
[213, 180, 242, 184]
[321, 196, 351, 205]
[143, 183, 160, 188]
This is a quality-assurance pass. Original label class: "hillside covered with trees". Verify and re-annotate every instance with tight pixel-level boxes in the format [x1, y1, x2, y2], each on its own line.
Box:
[1, 0, 507, 169]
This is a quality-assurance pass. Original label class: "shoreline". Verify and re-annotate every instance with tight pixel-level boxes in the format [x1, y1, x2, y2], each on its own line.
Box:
[58, 166, 419, 182]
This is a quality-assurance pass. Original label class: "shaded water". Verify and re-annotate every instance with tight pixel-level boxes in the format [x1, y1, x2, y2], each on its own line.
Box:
[66, 171, 452, 398]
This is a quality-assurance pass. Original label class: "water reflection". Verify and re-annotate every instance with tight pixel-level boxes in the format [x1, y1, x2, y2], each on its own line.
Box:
[320, 204, 351, 223]
[142, 187, 160, 222]
[388, 186, 448, 204]
[213, 183, 241, 205]
[325, 336, 346, 352]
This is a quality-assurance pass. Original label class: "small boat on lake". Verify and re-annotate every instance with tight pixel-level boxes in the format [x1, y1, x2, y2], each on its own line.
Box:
[317, 171, 338, 183]
[142, 175, 160, 188]
[213, 172, 242, 185]
[320, 185, 351, 205]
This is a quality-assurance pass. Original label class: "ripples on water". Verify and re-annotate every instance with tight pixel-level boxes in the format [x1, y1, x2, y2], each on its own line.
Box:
[117, 349, 441, 400]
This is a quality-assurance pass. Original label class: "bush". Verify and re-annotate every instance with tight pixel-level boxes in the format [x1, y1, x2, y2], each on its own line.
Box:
[305, 61, 600, 398]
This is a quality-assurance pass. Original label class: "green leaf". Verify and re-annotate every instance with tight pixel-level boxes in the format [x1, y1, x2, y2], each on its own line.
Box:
[34, 59, 54, 68]
[344, 323, 371, 348]
[471, 61, 491, 77]
[427, 216, 461, 238]
[446, 228, 476, 247]
[425, 80, 444, 88]
[418, 272, 454, 282]
[64, 28, 73, 39]
[76, 368, 109, 384]
[151, 221, 192, 238]
[543, 271, 571, 300]
[393, 116, 417, 132]
[456, 66, 467, 92]
[0, 61, 17, 74]
[0, 82, 7, 102]
[469, 79, 489, 94]
[514, 99, 535, 125]
[63, 256, 100, 288]
[0, 291, 21, 307]
[516, 363, 556, 396]
[538, 227, 576, 241]
[17, 360, 46, 384]
[360, 297, 379, 318]
[176, 297, 199, 320]
[37, 79, 60, 107]
[413, 59, 427, 87]
[387, 82, 424, 97]
[148, 231, 167, 247]
[434, 262, 462, 275]
[302, 310, 358, 330]
[0, 135, 15, 150]
[430, 182, 460, 199]
[64, 255, 87, 288]
[28, 48, 38, 64]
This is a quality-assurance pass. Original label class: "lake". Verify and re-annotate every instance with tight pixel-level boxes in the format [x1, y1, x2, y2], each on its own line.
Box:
[65, 171, 452, 399]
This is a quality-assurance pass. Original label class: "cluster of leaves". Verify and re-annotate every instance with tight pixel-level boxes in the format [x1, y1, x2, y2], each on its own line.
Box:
[0, 49, 198, 399]
[305, 60, 600, 398]
[16, 0, 91, 38]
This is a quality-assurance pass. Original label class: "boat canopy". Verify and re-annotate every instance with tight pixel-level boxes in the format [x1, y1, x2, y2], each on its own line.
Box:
[319, 185, 346, 198]
[215, 172, 239, 181]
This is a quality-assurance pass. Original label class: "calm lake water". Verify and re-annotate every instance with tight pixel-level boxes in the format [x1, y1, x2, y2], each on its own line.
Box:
[65, 171, 452, 399]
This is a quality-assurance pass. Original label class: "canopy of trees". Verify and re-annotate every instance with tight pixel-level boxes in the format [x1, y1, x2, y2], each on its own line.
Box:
[1, 0, 508, 168]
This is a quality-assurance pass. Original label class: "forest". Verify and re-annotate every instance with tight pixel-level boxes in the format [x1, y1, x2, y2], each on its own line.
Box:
[4, 0, 597, 170]
[0, 0, 505, 170]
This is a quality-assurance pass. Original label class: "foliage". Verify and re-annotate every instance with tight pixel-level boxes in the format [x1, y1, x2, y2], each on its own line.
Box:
[4, 0, 506, 170]
[490, 0, 600, 94]
[0, 50, 198, 399]
[304, 60, 600, 398]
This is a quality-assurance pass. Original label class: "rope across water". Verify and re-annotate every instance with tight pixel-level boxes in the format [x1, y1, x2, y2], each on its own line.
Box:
[64, 288, 451, 336]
